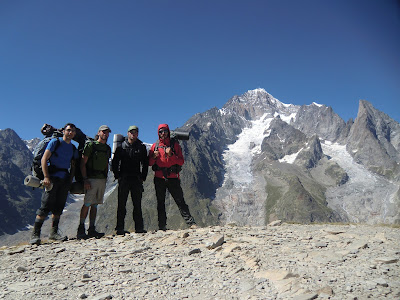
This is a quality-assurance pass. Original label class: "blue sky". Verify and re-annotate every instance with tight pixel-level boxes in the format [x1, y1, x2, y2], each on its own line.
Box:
[1, 0, 399, 144]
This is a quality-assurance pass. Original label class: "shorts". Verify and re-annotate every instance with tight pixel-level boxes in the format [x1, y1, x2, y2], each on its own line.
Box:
[84, 178, 106, 205]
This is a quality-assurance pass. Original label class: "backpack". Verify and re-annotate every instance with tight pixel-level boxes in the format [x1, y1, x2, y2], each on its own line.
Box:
[32, 137, 76, 180]
[85, 141, 112, 178]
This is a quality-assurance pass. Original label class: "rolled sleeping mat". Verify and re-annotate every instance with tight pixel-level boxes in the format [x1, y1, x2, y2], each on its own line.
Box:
[112, 134, 125, 159]
[70, 181, 85, 194]
[170, 130, 190, 140]
[24, 175, 41, 188]
[24, 175, 53, 191]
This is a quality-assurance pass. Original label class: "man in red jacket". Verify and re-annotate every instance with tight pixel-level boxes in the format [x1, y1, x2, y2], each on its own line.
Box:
[149, 124, 197, 231]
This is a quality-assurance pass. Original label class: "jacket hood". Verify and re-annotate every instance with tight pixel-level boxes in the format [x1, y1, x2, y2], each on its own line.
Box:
[157, 124, 170, 144]
[158, 124, 170, 135]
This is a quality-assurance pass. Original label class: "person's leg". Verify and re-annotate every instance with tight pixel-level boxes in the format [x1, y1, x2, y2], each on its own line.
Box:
[167, 179, 196, 226]
[116, 178, 130, 233]
[87, 179, 106, 238]
[49, 179, 69, 241]
[77, 204, 90, 239]
[30, 214, 45, 245]
[49, 214, 68, 241]
[131, 179, 145, 233]
[154, 177, 167, 230]
[77, 180, 91, 239]
[89, 205, 97, 227]
[30, 179, 58, 245]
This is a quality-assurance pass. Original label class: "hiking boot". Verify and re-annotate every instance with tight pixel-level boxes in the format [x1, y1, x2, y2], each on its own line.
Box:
[88, 227, 105, 239]
[30, 232, 41, 245]
[135, 229, 147, 234]
[30, 221, 43, 245]
[116, 229, 130, 236]
[49, 228, 68, 242]
[77, 224, 88, 240]
[158, 226, 168, 231]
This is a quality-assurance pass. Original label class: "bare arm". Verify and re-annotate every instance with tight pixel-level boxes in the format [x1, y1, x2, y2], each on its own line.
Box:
[80, 155, 91, 190]
[41, 149, 52, 187]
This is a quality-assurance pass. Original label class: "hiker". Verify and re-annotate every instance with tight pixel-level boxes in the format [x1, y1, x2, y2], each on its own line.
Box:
[148, 124, 197, 231]
[30, 123, 79, 245]
[112, 125, 149, 235]
[77, 125, 112, 239]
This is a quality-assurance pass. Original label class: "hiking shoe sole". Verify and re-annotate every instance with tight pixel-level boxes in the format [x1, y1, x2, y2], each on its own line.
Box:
[30, 237, 41, 245]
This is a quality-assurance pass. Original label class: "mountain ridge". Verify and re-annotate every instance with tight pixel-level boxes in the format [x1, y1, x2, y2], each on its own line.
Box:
[0, 88, 399, 245]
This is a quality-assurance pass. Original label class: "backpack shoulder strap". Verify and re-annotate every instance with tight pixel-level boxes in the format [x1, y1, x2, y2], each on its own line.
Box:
[52, 138, 61, 155]
[170, 138, 177, 154]
[45, 138, 61, 159]
[107, 144, 111, 158]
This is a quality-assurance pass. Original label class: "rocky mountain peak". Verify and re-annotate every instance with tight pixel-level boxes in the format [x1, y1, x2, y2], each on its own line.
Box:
[347, 100, 400, 179]
[222, 88, 299, 121]
[290, 103, 346, 142]
[0, 129, 42, 235]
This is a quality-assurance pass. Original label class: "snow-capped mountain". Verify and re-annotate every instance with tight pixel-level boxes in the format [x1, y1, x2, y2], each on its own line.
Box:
[179, 88, 400, 225]
[24, 137, 41, 153]
[1, 88, 399, 242]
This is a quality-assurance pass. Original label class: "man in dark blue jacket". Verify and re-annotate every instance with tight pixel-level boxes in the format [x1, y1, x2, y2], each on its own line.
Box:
[112, 125, 148, 234]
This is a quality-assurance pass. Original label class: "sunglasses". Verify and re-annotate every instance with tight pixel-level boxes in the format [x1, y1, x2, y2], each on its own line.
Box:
[159, 129, 168, 134]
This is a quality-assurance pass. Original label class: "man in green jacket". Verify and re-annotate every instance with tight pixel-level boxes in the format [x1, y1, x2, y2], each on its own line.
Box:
[77, 125, 111, 239]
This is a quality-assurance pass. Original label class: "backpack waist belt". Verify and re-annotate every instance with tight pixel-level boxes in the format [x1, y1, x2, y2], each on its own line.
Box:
[152, 164, 182, 177]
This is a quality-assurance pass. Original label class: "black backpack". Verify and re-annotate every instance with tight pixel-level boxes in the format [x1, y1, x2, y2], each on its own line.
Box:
[32, 137, 63, 180]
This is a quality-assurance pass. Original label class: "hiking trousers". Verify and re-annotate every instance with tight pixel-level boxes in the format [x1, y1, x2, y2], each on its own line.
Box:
[36, 177, 70, 216]
[154, 177, 195, 228]
[116, 176, 144, 231]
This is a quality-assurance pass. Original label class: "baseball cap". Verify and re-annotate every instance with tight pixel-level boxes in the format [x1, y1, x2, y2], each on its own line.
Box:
[128, 125, 139, 132]
[98, 125, 111, 132]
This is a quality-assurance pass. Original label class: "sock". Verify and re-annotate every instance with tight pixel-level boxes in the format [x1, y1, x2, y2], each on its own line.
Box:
[52, 217, 60, 228]
[33, 217, 44, 234]
[35, 216, 45, 224]
[89, 219, 95, 228]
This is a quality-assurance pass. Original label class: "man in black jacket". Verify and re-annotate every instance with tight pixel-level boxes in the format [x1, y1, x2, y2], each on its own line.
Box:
[112, 125, 149, 234]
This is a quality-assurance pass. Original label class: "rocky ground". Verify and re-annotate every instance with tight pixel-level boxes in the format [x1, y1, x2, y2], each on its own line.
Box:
[0, 222, 399, 300]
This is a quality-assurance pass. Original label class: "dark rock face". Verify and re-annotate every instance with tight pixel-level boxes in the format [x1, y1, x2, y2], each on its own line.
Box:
[291, 103, 347, 142]
[0, 129, 41, 234]
[261, 117, 307, 160]
[295, 135, 324, 169]
[347, 100, 400, 180]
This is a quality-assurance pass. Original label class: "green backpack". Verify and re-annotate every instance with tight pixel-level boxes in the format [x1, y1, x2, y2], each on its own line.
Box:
[86, 141, 111, 178]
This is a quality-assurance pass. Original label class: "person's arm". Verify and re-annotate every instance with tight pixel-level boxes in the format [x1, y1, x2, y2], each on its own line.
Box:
[112, 147, 121, 179]
[69, 160, 76, 184]
[148, 144, 158, 166]
[41, 149, 52, 187]
[166, 143, 184, 166]
[80, 155, 91, 189]
[141, 144, 149, 181]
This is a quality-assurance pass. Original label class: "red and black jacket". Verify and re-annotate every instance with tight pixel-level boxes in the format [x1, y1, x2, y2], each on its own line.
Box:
[149, 124, 184, 179]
